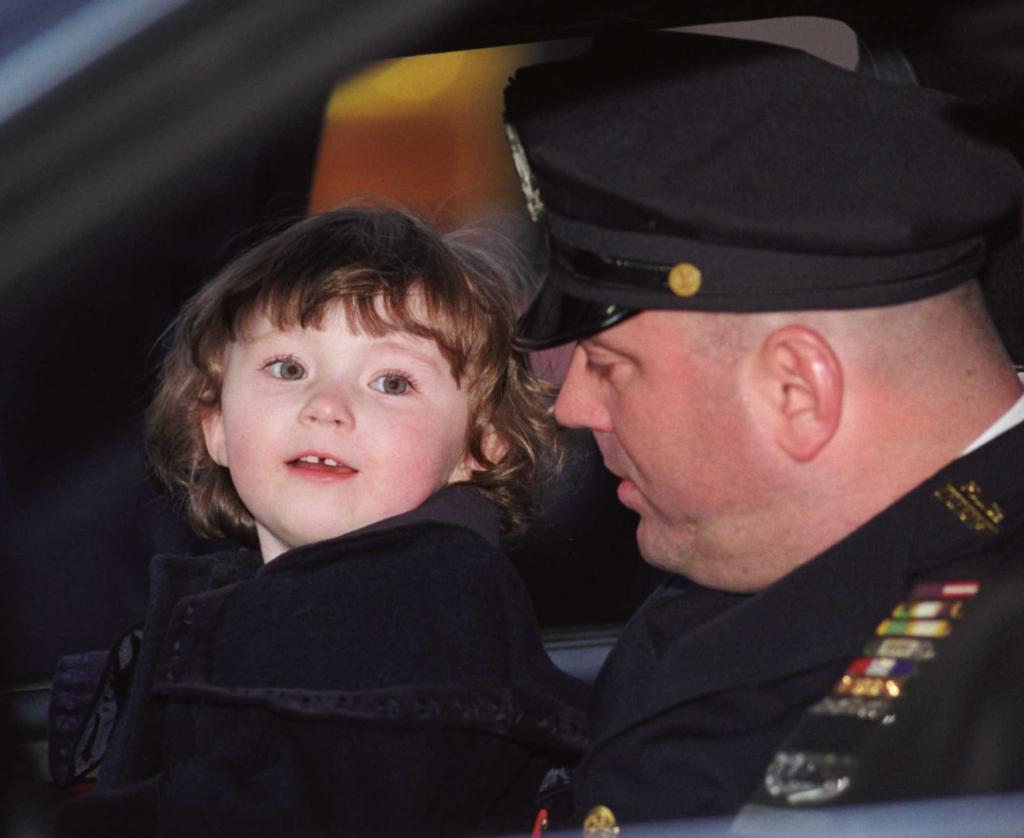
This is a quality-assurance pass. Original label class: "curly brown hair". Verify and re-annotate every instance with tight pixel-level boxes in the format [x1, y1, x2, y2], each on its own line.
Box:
[147, 206, 558, 545]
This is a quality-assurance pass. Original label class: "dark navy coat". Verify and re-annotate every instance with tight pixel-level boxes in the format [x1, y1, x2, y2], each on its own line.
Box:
[574, 420, 1024, 823]
[56, 487, 588, 837]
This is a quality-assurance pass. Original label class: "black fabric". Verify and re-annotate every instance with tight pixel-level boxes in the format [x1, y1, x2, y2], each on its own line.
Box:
[49, 628, 143, 786]
[56, 487, 588, 837]
[571, 421, 1024, 824]
[505, 29, 1024, 348]
[49, 651, 113, 785]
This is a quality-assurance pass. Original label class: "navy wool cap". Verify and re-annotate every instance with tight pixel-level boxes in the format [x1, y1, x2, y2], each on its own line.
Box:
[505, 30, 1024, 350]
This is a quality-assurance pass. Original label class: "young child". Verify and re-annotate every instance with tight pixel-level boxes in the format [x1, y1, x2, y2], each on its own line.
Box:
[56, 207, 588, 837]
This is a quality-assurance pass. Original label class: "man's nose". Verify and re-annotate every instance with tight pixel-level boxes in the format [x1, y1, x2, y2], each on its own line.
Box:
[299, 384, 354, 427]
[553, 346, 613, 433]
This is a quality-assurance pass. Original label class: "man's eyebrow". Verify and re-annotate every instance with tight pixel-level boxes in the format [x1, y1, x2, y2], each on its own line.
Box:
[581, 335, 625, 356]
[580, 336, 641, 368]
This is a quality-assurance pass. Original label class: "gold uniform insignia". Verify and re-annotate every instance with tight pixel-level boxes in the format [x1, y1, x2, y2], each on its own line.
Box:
[667, 263, 702, 297]
[582, 804, 620, 837]
[934, 480, 1004, 535]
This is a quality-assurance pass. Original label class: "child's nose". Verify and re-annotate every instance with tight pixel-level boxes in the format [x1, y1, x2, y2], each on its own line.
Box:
[299, 387, 354, 427]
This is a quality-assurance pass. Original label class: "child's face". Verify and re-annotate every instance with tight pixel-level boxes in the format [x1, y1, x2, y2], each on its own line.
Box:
[201, 302, 475, 561]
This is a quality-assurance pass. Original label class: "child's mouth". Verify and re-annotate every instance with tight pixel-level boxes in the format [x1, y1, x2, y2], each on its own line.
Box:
[288, 454, 356, 474]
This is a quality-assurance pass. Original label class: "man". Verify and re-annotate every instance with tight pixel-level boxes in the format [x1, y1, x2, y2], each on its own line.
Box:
[504, 29, 1024, 827]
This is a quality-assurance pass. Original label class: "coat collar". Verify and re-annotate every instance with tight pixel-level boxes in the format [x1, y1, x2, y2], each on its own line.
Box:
[258, 484, 500, 575]
[149, 486, 499, 589]
[352, 483, 500, 547]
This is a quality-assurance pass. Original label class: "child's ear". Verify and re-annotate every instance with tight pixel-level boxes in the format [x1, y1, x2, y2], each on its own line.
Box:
[480, 425, 509, 465]
[449, 425, 508, 483]
[201, 407, 229, 467]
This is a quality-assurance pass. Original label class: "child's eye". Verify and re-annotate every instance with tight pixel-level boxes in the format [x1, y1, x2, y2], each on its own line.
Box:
[369, 373, 413, 395]
[265, 358, 306, 381]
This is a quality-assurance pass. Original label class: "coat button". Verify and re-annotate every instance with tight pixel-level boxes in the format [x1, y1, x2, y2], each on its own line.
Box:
[582, 804, 619, 836]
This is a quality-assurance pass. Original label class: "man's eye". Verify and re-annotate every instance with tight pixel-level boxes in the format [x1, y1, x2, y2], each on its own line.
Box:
[369, 374, 412, 395]
[266, 359, 306, 380]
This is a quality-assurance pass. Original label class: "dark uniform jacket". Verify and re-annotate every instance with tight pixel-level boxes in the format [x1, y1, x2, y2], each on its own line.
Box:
[54, 486, 588, 837]
[574, 419, 1024, 824]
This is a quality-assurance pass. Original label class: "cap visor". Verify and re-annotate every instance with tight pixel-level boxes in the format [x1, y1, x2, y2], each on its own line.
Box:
[515, 279, 637, 351]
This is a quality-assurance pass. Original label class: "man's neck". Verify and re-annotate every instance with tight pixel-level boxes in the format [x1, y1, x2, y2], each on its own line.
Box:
[745, 365, 1024, 591]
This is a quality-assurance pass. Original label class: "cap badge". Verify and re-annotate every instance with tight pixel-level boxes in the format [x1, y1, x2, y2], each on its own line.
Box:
[934, 480, 1004, 535]
[503, 122, 545, 222]
[667, 262, 702, 297]
[582, 805, 620, 836]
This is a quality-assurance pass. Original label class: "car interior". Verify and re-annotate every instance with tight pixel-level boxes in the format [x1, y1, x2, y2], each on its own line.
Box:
[2, 1, 1022, 834]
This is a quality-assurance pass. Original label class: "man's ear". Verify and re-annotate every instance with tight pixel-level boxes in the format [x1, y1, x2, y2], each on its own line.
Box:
[756, 325, 843, 463]
[201, 407, 229, 467]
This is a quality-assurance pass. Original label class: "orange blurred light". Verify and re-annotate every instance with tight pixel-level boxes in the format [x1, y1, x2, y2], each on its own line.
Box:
[310, 46, 536, 229]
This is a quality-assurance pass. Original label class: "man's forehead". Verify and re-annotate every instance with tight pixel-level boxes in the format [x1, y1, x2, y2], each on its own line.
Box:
[579, 323, 632, 354]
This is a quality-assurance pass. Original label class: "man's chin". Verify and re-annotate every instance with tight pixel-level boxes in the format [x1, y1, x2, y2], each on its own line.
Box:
[635, 517, 745, 592]
[635, 517, 690, 575]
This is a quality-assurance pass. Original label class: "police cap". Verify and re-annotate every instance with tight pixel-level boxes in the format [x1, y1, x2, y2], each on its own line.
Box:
[505, 30, 1024, 350]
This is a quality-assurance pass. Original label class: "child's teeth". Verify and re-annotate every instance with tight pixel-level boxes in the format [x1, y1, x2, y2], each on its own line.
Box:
[297, 455, 340, 467]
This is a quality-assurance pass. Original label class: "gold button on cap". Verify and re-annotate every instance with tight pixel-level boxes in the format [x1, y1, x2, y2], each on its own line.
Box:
[667, 262, 702, 297]
[582, 804, 620, 837]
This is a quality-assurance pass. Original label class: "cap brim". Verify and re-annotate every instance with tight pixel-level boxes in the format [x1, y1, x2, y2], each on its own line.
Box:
[515, 276, 638, 351]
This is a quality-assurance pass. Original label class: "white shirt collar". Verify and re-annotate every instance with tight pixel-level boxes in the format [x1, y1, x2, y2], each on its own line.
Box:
[961, 372, 1024, 456]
